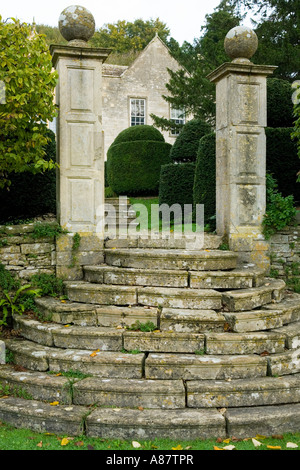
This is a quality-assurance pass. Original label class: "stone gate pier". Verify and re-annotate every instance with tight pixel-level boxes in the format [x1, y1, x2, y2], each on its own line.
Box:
[208, 26, 277, 271]
[50, 6, 111, 279]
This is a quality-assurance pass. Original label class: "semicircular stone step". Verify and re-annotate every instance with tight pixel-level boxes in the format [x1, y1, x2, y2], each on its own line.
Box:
[104, 248, 237, 271]
[104, 233, 223, 250]
[4, 339, 145, 379]
[83, 265, 266, 290]
[65, 282, 223, 310]
[145, 352, 268, 380]
[222, 279, 286, 312]
[186, 374, 300, 408]
[35, 297, 159, 328]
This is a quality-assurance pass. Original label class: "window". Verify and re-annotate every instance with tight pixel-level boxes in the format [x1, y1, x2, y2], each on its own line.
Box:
[170, 107, 185, 135]
[130, 99, 146, 126]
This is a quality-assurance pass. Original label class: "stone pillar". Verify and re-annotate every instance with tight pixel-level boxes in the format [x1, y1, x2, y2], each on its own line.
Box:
[208, 26, 276, 270]
[50, 6, 110, 236]
[50, 6, 111, 281]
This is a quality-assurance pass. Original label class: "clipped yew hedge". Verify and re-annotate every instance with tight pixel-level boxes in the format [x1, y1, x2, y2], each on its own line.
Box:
[159, 163, 196, 209]
[170, 119, 212, 163]
[193, 133, 216, 223]
[106, 126, 172, 196]
[0, 129, 56, 223]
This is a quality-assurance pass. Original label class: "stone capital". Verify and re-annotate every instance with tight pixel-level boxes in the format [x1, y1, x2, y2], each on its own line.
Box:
[50, 44, 111, 67]
[207, 62, 277, 84]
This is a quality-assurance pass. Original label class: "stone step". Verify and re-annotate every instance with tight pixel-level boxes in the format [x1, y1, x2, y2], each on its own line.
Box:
[187, 374, 300, 408]
[14, 314, 291, 356]
[104, 248, 237, 271]
[267, 348, 300, 377]
[190, 269, 265, 290]
[225, 403, 300, 439]
[65, 282, 223, 310]
[35, 297, 159, 328]
[222, 279, 286, 312]
[205, 331, 286, 355]
[0, 364, 74, 404]
[83, 265, 265, 290]
[84, 265, 189, 288]
[85, 407, 226, 441]
[0, 397, 88, 436]
[72, 377, 186, 408]
[13, 315, 125, 351]
[104, 233, 223, 250]
[224, 294, 300, 333]
[160, 308, 228, 333]
[4, 339, 145, 379]
[0, 395, 299, 440]
[0, 396, 227, 440]
[145, 352, 268, 381]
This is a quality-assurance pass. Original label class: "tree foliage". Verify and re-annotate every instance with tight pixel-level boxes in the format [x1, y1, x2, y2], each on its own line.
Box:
[0, 17, 58, 188]
[151, 1, 242, 130]
[89, 18, 171, 64]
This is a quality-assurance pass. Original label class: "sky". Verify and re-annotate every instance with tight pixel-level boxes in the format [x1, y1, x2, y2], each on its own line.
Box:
[0, 0, 245, 45]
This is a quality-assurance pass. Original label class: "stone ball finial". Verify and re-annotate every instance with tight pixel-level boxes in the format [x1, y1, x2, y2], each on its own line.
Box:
[224, 26, 258, 63]
[59, 5, 95, 45]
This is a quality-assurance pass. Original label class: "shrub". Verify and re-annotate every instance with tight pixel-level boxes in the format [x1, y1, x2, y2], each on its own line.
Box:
[170, 119, 212, 163]
[193, 133, 216, 223]
[266, 127, 299, 201]
[267, 78, 294, 128]
[159, 163, 196, 210]
[107, 126, 172, 196]
[262, 173, 296, 239]
[0, 129, 56, 224]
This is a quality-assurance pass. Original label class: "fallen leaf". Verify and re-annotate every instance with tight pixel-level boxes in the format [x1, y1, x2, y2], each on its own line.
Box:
[272, 434, 284, 440]
[37, 441, 43, 448]
[50, 401, 59, 406]
[132, 441, 142, 448]
[255, 434, 267, 440]
[286, 442, 298, 449]
[90, 349, 100, 357]
[213, 446, 225, 451]
[252, 438, 263, 447]
[172, 445, 183, 450]
[61, 438, 70, 446]
[75, 441, 84, 447]
[223, 438, 231, 444]
[267, 445, 281, 450]
[138, 406, 144, 411]
[223, 445, 236, 450]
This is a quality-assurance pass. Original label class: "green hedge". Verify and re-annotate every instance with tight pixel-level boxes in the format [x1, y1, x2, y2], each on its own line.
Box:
[267, 78, 294, 128]
[0, 129, 56, 223]
[107, 137, 172, 196]
[193, 133, 216, 223]
[112, 125, 165, 146]
[266, 127, 299, 201]
[170, 119, 212, 163]
[159, 163, 196, 210]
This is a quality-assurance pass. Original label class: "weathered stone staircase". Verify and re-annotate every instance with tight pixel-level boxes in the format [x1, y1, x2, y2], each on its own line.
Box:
[1, 233, 300, 440]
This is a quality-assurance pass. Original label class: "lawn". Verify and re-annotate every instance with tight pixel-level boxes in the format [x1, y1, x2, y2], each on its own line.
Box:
[0, 420, 299, 451]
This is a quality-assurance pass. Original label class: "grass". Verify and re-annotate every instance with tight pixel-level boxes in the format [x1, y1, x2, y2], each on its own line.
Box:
[129, 197, 208, 233]
[0, 420, 299, 451]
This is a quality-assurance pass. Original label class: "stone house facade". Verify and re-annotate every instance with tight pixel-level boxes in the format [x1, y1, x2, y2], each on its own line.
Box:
[101, 35, 186, 158]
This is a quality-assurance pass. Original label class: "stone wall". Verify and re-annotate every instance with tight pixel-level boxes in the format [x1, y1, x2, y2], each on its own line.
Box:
[269, 225, 300, 278]
[0, 223, 56, 281]
[0, 224, 105, 283]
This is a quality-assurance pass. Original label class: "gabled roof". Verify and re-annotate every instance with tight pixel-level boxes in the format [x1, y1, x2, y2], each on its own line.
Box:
[102, 35, 181, 78]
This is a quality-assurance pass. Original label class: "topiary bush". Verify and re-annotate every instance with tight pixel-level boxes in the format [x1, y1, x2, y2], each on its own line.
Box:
[159, 163, 196, 210]
[266, 127, 299, 202]
[0, 129, 56, 223]
[267, 78, 294, 128]
[170, 119, 212, 163]
[106, 126, 172, 196]
[193, 133, 216, 224]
